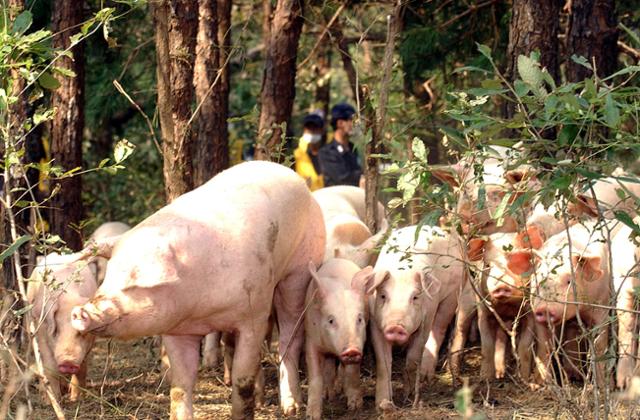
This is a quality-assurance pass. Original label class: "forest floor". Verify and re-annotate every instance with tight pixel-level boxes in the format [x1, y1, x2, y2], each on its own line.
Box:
[26, 336, 640, 419]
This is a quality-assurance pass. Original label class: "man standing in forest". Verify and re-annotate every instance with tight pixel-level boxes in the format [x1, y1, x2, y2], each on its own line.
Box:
[294, 113, 325, 191]
[318, 103, 363, 187]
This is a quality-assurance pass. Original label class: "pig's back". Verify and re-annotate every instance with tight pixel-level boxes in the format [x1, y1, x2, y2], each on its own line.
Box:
[112, 162, 311, 281]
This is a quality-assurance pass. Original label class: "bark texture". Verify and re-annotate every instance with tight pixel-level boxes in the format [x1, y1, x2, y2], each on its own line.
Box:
[193, 0, 230, 187]
[255, 0, 304, 161]
[506, 0, 561, 85]
[154, 0, 198, 201]
[566, 0, 618, 81]
[50, 0, 85, 251]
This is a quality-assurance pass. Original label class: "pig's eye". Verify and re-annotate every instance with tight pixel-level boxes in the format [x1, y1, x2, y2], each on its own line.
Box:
[412, 295, 419, 301]
[379, 293, 386, 300]
[357, 314, 364, 324]
[327, 316, 336, 326]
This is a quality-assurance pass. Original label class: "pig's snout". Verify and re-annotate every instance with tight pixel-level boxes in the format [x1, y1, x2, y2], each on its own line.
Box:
[534, 306, 559, 325]
[71, 306, 91, 332]
[58, 361, 80, 374]
[490, 285, 513, 300]
[340, 347, 362, 365]
[384, 325, 409, 345]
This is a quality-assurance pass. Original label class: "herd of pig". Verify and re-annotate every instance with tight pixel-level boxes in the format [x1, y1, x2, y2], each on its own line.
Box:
[25, 157, 640, 419]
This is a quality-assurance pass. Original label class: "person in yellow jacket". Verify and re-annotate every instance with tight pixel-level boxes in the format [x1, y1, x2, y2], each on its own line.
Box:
[294, 113, 325, 191]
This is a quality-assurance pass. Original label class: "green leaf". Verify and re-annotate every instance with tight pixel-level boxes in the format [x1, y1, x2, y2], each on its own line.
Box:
[0, 235, 32, 265]
[476, 43, 492, 61]
[514, 80, 530, 97]
[114, 139, 135, 163]
[52, 66, 76, 78]
[558, 125, 578, 146]
[517, 54, 544, 94]
[397, 170, 420, 202]
[12, 10, 32, 35]
[411, 138, 427, 162]
[37, 72, 61, 90]
[98, 158, 110, 168]
[491, 192, 511, 227]
[571, 55, 593, 70]
[614, 211, 640, 235]
[604, 93, 620, 128]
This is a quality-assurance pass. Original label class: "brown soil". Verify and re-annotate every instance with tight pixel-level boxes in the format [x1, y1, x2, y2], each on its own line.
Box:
[24, 338, 640, 419]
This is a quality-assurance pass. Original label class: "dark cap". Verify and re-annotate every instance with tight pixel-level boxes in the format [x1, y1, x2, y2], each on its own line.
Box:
[302, 113, 324, 129]
[330, 103, 356, 128]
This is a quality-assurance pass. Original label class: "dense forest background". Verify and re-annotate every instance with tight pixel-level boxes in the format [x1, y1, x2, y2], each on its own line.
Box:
[7, 0, 640, 240]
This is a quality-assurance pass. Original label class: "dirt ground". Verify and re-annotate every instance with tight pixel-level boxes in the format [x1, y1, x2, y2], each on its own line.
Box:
[24, 337, 640, 419]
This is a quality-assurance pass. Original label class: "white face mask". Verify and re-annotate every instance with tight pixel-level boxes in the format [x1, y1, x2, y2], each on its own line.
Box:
[303, 133, 322, 144]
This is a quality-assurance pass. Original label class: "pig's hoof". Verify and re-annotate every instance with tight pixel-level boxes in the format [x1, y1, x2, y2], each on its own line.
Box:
[378, 399, 396, 412]
[528, 382, 542, 391]
[281, 401, 299, 417]
[495, 368, 505, 379]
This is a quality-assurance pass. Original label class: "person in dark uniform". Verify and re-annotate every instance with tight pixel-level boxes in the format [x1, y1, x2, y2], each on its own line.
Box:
[318, 103, 363, 187]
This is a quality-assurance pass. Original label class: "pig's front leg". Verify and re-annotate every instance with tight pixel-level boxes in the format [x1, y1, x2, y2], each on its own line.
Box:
[449, 287, 476, 382]
[202, 332, 221, 368]
[494, 322, 510, 379]
[305, 342, 324, 420]
[478, 307, 496, 380]
[343, 363, 363, 411]
[163, 335, 202, 420]
[616, 289, 638, 389]
[322, 357, 337, 401]
[516, 315, 534, 381]
[231, 324, 269, 419]
[69, 357, 89, 402]
[532, 323, 553, 388]
[371, 322, 394, 411]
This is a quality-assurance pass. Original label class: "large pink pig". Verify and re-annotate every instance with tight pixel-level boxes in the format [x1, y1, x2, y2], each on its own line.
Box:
[570, 173, 640, 219]
[304, 259, 379, 419]
[506, 221, 612, 386]
[71, 161, 325, 419]
[368, 225, 465, 410]
[312, 186, 388, 267]
[27, 253, 98, 402]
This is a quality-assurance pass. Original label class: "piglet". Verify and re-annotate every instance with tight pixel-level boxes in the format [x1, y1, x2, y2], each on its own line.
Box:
[304, 259, 379, 419]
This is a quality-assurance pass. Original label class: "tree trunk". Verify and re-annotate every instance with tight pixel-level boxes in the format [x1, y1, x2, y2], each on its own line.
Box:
[365, 2, 402, 234]
[193, 0, 230, 187]
[566, 0, 618, 81]
[158, 0, 198, 202]
[153, 1, 174, 155]
[50, 0, 85, 251]
[255, 0, 304, 161]
[505, 0, 561, 107]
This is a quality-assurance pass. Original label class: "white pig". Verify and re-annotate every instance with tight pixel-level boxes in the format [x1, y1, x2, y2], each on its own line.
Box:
[71, 161, 325, 419]
[27, 253, 98, 402]
[368, 225, 465, 410]
[312, 186, 388, 267]
[304, 259, 379, 419]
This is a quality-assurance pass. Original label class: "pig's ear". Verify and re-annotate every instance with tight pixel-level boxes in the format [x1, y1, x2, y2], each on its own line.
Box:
[569, 194, 599, 218]
[515, 225, 545, 250]
[365, 270, 390, 295]
[506, 250, 535, 276]
[467, 238, 487, 261]
[504, 169, 526, 185]
[572, 254, 603, 282]
[351, 266, 374, 295]
[419, 272, 441, 298]
[431, 164, 462, 188]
